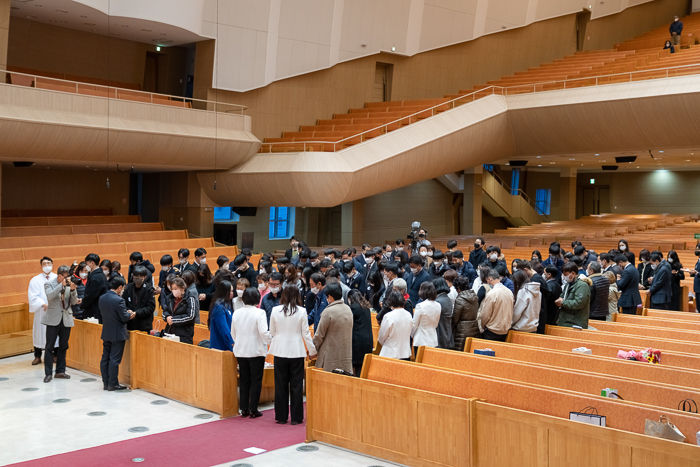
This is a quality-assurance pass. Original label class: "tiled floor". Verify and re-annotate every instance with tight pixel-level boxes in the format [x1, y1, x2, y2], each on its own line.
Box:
[0, 353, 219, 465]
[211, 442, 407, 467]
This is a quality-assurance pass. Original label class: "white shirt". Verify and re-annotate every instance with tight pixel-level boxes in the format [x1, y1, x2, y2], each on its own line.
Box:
[448, 286, 458, 309]
[269, 304, 316, 358]
[411, 299, 441, 347]
[472, 277, 482, 294]
[377, 308, 413, 359]
[231, 305, 271, 358]
[28, 272, 56, 348]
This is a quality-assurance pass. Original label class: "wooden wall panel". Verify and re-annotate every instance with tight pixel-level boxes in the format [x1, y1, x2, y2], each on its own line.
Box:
[66, 319, 131, 385]
[0, 303, 28, 335]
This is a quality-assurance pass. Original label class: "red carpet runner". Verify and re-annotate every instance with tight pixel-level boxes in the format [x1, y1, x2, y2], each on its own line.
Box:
[11, 411, 306, 467]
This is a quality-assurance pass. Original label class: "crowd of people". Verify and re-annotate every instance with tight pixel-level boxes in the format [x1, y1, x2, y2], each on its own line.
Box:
[26, 233, 700, 418]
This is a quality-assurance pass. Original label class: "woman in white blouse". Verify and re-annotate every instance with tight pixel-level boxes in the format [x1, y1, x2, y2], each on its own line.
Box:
[231, 287, 271, 418]
[377, 290, 413, 360]
[411, 281, 441, 357]
[269, 286, 316, 425]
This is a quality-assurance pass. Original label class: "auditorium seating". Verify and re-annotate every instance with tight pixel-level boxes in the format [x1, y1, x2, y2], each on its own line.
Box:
[0, 212, 239, 358]
[261, 12, 700, 154]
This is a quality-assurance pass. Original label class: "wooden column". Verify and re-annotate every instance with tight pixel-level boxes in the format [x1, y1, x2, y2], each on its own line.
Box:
[462, 167, 483, 236]
[559, 167, 577, 221]
[341, 200, 364, 246]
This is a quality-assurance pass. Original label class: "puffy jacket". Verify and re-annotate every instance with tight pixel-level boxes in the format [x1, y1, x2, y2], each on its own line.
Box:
[123, 282, 156, 332]
[512, 281, 541, 333]
[162, 289, 197, 342]
[71, 275, 86, 319]
[588, 273, 610, 319]
[451, 289, 479, 351]
[557, 277, 590, 329]
[608, 283, 621, 318]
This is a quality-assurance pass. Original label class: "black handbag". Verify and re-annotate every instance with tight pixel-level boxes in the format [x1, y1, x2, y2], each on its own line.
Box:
[678, 399, 698, 413]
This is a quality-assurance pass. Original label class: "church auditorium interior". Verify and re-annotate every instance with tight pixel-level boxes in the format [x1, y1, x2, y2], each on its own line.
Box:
[3, 0, 700, 466]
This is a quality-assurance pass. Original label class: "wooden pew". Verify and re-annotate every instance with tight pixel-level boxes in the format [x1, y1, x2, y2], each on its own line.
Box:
[0, 303, 33, 358]
[417, 346, 700, 411]
[590, 320, 700, 343]
[614, 313, 700, 332]
[644, 308, 700, 321]
[306, 366, 700, 467]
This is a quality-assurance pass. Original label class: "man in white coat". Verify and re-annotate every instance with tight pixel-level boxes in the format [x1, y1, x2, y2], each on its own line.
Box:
[28, 257, 57, 365]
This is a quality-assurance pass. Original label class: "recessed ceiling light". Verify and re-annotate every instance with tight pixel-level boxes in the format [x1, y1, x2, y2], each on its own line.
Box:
[686, 160, 691, 162]
[659, 151, 664, 153]
[549, 162, 556, 164]
[505, 163, 510, 166]
[569, 158, 575, 160]
[537, 165, 542, 167]
[536, 156, 541, 158]
[594, 153, 599, 156]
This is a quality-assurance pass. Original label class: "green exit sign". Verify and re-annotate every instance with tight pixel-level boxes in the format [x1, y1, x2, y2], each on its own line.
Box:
[590, 179, 595, 184]
[695, 234, 700, 240]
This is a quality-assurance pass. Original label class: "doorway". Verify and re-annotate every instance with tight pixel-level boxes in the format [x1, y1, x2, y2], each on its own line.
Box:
[581, 185, 610, 215]
[143, 52, 160, 93]
[372, 63, 393, 102]
[576, 10, 591, 52]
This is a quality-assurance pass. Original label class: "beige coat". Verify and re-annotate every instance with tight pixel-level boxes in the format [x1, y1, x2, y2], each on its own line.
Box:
[313, 300, 353, 373]
[477, 283, 514, 335]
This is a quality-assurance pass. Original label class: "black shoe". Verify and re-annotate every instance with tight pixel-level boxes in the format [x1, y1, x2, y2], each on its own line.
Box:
[291, 420, 302, 426]
[43, 375, 52, 383]
[54, 373, 70, 379]
[240, 410, 250, 418]
[250, 410, 263, 419]
[103, 385, 108, 391]
[107, 384, 128, 391]
[276, 420, 287, 424]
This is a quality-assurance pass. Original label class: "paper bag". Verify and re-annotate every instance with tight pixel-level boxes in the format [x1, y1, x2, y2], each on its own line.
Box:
[163, 333, 180, 342]
[569, 407, 606, 427]
[644, 416, 685, 443]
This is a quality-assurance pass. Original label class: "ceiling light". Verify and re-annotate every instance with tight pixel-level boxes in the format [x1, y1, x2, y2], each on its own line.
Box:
[686, 159, 691, 162]
[536, 156, 541, 158]
[537, 165, 542, 167]
[594, 153, 599, 156]
[569, 158, 575, 160]
[505, 163, 510, 166]
[659, 151, 664, 153]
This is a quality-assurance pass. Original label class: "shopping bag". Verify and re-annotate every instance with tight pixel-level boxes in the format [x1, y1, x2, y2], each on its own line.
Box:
[163, 333, 180, 342]
[474, 348, 496, 356]
[678, 399, 698, 414]
[644, 416, 686, 442]
[569, 407, 606, 427]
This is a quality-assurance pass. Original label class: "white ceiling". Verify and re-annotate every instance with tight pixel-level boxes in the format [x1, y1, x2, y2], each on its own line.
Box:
[10, 0, 207, 47]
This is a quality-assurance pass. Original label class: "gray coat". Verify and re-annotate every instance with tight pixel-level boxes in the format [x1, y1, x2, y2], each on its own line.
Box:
[313, 300, 353, 374]
[436, 292, 454, 350]
[42, 279, 77, 327]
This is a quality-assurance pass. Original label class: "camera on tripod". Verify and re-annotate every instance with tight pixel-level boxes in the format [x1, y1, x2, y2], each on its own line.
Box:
[406, 221, 426, 252]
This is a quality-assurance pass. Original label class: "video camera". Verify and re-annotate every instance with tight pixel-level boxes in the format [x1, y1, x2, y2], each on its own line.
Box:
[407, 221, 425, 251]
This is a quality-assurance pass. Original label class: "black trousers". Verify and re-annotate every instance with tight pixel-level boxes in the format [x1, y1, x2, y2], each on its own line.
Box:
[34, 347, 43, 359]
[651, 302, 670, 310]
[621, 306, 637, 315]
[45, 321, 71, 376]
[273, 356, 305, 423]
[100, 340, 125, 388]
[482, 328, 508, 342]
[589, 316, 607, 321]
[238, 356, 265, 412]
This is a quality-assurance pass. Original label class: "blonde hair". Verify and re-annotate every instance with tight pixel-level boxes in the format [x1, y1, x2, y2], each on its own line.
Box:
[603, 270, 616, 284]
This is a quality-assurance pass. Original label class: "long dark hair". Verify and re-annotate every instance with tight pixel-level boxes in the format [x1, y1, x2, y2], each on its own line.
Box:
[196, 263, 213, 286]
[280, 285, 302, 316]
[208, 280, 233, 328]
[347, 289, 370, 308]
[512, 270, 530, 299]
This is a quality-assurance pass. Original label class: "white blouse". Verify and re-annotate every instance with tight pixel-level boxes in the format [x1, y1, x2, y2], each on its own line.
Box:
[411, 299, 441, 347]
[231, 305, 271, 358]
[377, 308, 413, 359]
[269, 304, 316, 358]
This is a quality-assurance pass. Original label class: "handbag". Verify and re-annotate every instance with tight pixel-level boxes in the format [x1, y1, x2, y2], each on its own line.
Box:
[644, 415, 686, 443]
[569, 406, 606, 427]
[678, 399, 698, 413]
[150, 320, 164, 337]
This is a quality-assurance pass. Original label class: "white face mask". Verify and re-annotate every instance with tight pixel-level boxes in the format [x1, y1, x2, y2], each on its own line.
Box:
[79, 272, 88, 279]
[104, 270, 110, 277]
[324, 256, 332, 261]
[236, 290, 244, 297]
[162, 266, 170, 272]
[442, 259, 448, 265]
[179, 258, 187, 264]
[410, 267, 418, 274]
[311, 286, 320, 295]
[199, 258, 206, 264]
[269, 286, 280, 294]
[42, 265, 52, 274]
[619, 245, 626, 251]
[563, 274, 573, 283]
[258, 283, 267, 291]
[311, 260, 320, 267]
[397, 247, 403, 252]
[427, 252, 433, 257]
[651, 264, 657, 270]
[490, 254, 498, 261]
[85, 266, 91, 273]
[365, 257, 374, 265]
[420, 251, 427, 257]
[222, 263, 230, 270]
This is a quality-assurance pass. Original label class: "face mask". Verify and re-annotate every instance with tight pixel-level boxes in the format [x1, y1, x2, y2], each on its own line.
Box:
[532, 257, 538, 261]
[118, 287, 124, 297]
[695, 251, 700, 257]
[180, 258, 187, 264]
[236, 290, 244, 297]
[258, 283, 267, 291]
[199, 258, 206, 264]
[311, 260, 320, 267]
[172, 289, 182, 298]
[269, 286, 280, 294]
[222, 263, 229, 270]
[490, 254, 498, 261]
[161, 266, 169, 272]
[420, 251, 427, 257]
[311, 286, 320, 295]
[619, 245, 626, 251]
[410, 267, 418, 274]
[427, 252, 433, 257]
[418, 234, 425, 238]
[563, 274, 573, 283]
[104, 270, 110, 277]
[474, 243, 481, 249]
[79, 272, 88, 279]
[324, 256, 332, 261]
[85, 266, 91, 273]
[292, 243, 299, 248]
[442, 259, 449, 265]
[42, 265, 52, 274]
[365, 257, 373, 265]
[651, 264, 657, 270]
[134, 278, 145, 287]
[397, 247, 403, 252]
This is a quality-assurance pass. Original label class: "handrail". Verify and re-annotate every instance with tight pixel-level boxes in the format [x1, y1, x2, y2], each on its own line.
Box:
[259, 60, 700, 153]
[484, 169, 549, 219]
[1, 68, 248, 115]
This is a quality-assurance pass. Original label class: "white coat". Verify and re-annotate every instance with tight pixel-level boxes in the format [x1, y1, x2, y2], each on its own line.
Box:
[512, 281, 541, 333]
[231, 305, 271, 358]
[411, 299, 441, 347]
[269, 304, 316, 358]
[28, 272, 56, 349]
[377, 308, 413, 359]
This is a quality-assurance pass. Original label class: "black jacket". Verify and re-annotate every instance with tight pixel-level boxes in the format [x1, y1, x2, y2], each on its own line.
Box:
[546, 279, 562, 325]
[637, 262, 653, 290]
[162, 289, 197, 341]
[81, 268, 109, 323]
[616, 263, 642, 308]
[429, 261, 449, 278]
[99, 291, 131, 342]
[128, 260, 156, 284]
[71, 276, 86, 319]
[196, 282, 216, 311]
[123, 283, 156, 333]
[530, 272, 549, 333]
[232, 265, 258, 287]
[588, 273, 610, 319]
[350, 303, 374, 366]
[648, 260, 672, 305]
[469, 248, 487, 270]
[406, 269, 430, 306]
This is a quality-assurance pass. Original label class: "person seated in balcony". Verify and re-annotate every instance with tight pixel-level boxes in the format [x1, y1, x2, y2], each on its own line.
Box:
[664, 40, 676, 54]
